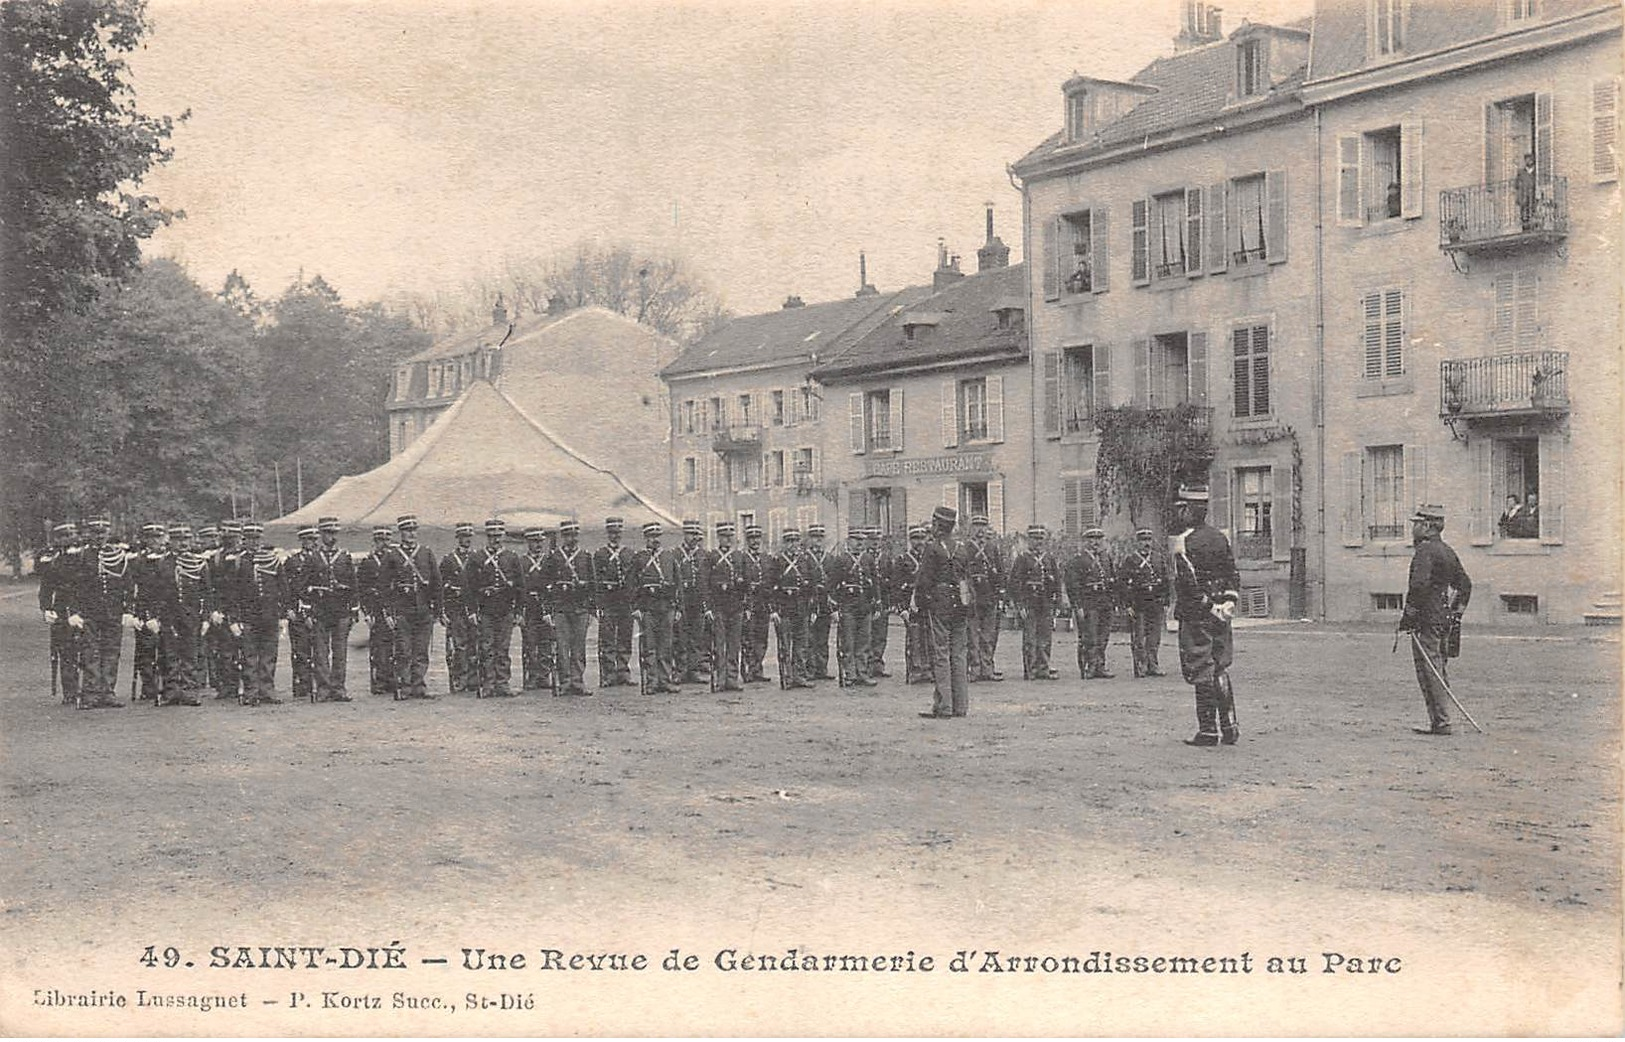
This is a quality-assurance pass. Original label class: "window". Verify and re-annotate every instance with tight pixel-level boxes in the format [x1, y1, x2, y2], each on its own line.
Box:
[1145, 333, 1191, 408]
[1367, 445, 1405, 540]
[680, 399, 696, 435]
[1491, 271, 1540, 354]
[1061, 475, 1099, 537]
[737, 393, 754, 426]
[1371, 593, 1404, 612]
[1501, 594, 1539, 615]
[945, 375, 1003, 446]
[849, 388, 902, 454]
[1360, 288, 1405, 379]
[1232, 324, 1270, 417]
[1594, 77, 1620, 182]
[734, 454, 760, 491]
[1492, 437, 1542, 540]
[793, 447, 814, 485]
[1052, 345, 1103, 436]
[995, 306, 1024, 331]
[682, 457, 697, 494]
[1046, 207, 1109, 300]
[1063, 211, 1093, 294]
[1235, 466, 1273, 560]
[1504, 0, 1538, 23]
[709, 396, 725, 431]
[1370, 0, 1406, 57]
[1153, 190, 1191, 279]
[960, 482, 989, 524]
[1066, 88, 1095, 141]
[1338, 125, 1423, 226]
[394, 367, 411, 401]
[1231, 174, 1268, 265]
[770, 450, 786, 488]
[798, 386, 820, 422]
[866, 390, 892, 451]
[738, 510, 756, 533]
[1368, 126, 1403, 222]
[1236, 38, 1267, 98]
[770, 389, 786, 426]
[961, 379, 988, 442]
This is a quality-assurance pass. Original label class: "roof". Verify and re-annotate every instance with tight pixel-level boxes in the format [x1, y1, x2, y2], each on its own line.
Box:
[660, 289, 931, 379]
[402, 309, 569, 363]
[811, 264, 1028, 382]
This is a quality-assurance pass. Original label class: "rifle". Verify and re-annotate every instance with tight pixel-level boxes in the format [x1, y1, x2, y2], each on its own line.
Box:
[637, 615, 651, 696]
[773, 612, 790, 690]
[710, 611, 721, 693]
[552, 625, 563, 698]
[50, 643, 59, 704]
[834, 607, 848, 687]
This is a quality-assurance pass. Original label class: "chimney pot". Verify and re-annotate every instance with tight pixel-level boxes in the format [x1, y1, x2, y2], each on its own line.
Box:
[492, 293, 508, 327]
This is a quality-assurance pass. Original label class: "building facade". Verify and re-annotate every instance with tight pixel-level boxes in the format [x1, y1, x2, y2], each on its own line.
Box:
[1308, 0, 1622, 624]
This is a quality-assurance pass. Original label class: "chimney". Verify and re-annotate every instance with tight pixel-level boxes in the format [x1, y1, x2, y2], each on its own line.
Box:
[855, 251, 879, 298]
[976, 203, 1011, 272]
[492, 293, 508, 326]
[933, 238, 965, 292]
[782, 294, 805, 309]
[1174, 1, 1223, 52]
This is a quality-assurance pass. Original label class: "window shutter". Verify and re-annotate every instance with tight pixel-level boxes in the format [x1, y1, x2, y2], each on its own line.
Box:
[1484, 100, 1503, 186]
[893, 488, 907, 534]
[940, 380, 958, 448]
[988, 479, 1005, 534]
[1147, 195, 1165, 277]
[1593, 77, 1620, 182]
[1265, 170, 1288, 263]
[1042, 217, 1060, 301]
[888, 387, 904, 453]
[1468, 438, 1494, 545]
[847, 489, 866, 531]
[848, 392, 865, 455]
[1131, 198, 1150, 285]
[1091, 207, 1110, 294]
[1361, 292, 1383, 379]
[1093, 341, 1112, 414]
[1534, 90, 1554, 184]
[1400, 122, 1424, 219]
[1384, 289, 1405, 376]
[1337, 136, 1362, 225]
[1271, 463, 1293, 561]
[1341, 450, 1365, 546]
[1062, 477, 1081, 537]
[1080, 474, 1098, 528]
[768, 508, 786, 548]
[1209, 466, 1231, 540]
[1185, 186, 1204, 278]
[1539, 433, 1565, 544]
[810, 447, 821, 486]
[1189, 329, 1209, 407]
[1232, 328, 1250, 418]
[1492, 273, 1516, 354]
[987, 374, 1005, 443]
[1132, 337, 1150, 407]
[1208, 181, 1229, 273]
[1403, 443, 1428, 517]
[1515, 270, 1539, 352]
[785, 390, 799, 427]
[1042, 351, 1061, 438]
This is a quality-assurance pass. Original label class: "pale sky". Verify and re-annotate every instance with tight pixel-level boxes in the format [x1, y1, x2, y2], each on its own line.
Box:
[131, 0, 1314, 318]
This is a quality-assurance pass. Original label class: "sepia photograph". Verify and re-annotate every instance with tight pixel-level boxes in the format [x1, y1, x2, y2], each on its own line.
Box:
[1, 0, 1620, 1034]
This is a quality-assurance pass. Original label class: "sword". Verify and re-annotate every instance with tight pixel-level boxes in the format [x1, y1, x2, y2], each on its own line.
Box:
[1410, 631, 1485, 734]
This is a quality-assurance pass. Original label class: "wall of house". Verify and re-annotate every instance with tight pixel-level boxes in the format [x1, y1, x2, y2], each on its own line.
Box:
[1317, 29, 1622, 625]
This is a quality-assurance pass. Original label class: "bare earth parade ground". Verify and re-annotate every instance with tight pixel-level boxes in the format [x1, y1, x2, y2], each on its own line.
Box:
[0, 586, 1618, 1035]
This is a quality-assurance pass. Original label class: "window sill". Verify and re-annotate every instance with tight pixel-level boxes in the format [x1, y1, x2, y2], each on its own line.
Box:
[1354, 540, 1412, 558]
[1053, 291, 1096, 306]
[1355, 375, 1414, 398]
[1358, 217, 1417, 237]
[1226, 260, 1272, 280]
[1146, 275, 1196, 292]
[1229, 414, 1278, 429]
[1486, 539, 1552, 556]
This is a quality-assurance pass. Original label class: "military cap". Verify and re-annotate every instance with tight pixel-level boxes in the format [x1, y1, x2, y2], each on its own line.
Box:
[559, 519, 580, 534]
[453, 521, 475, 535]
[196, 525, 218, 539]
[682, 518, 702, 535]
[484, 518, 506, 533]
[1409, 504, 1446, 522]
[866, 527, 883, 539]
[605, 516, 624, 529]
[169, 524, 193, 537]
[524, 526, 547, 539]
[931, 505, 958, 526]
[372, 526, 392, 539]
[396, 513, 419, 530]
[241, 521, 265, 535]
[87, 518, 112, 530]
[716, 520, 736, 535]
[744, 524, 763, 537]
[970, 514, 990, 527]
[317, 516, 342, 532]
[220, 520, 242, 533]
[782, 527, 802, 542]
[297, 526, 319, 539]
[807, 523, 826, 537]
[141, 522, 165, 535]
[52, 521, 76, 535]
[1176, 484, 1210, 502]
[1135, 528, 1155, 538]
[908, 524, 929, 538]
[1028, 524, 1050, 538]
[642, 521, 664, 537]
[1083, 526, 1105, 538]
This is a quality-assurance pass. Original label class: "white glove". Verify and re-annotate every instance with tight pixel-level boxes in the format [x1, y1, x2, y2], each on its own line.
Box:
[145, 618, 161, 634]
[278, 619, 288, 636]
[200, 621, 211, 637]
[67, 614, 84, 630]
[209, 611, 225, 626]
[122, 613, 138, 630]
[43, 610, 58, 624]
[229, 622, 244, 638]
[1210, 600, 1236, 623]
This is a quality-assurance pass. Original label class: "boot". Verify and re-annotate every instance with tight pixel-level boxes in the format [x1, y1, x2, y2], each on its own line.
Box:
[1185, 698, 1219, 746]
[1216, 671, 1239, 745]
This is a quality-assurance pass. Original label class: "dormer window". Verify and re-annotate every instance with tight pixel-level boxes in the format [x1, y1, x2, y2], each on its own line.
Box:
[1369, 0, 1406, 58]
[901, 311, 945, 342]
[1067, 89, 1095, 141]
[1505, 0, 1539, 23]
[994, 307, 1025, 332]
[1236, 38, 1268, 98]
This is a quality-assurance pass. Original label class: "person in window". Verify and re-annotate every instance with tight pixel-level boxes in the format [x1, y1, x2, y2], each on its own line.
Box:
[1520, 492, 1540, 538]
[1497, 493, 1526, 538]
[1515, 152, 1537, 230]
[1066, 250, 1092, 294]
[1384, 180, 1402, 219]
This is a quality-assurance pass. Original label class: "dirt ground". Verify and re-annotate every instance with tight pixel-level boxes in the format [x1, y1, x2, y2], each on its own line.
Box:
[1, 583, 1619, 1036]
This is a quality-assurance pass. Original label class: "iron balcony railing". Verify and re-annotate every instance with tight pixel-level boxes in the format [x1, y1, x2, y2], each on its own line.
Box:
[711, 423, 763, 454]
[1439, 176, 1568, 250]
[1439, 350, 1568, 417]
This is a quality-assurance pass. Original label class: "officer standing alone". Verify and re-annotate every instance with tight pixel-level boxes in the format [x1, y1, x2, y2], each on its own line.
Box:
[1400, 504, 1472, 736]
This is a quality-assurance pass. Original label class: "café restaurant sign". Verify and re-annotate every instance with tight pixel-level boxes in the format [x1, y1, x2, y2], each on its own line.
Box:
[864, 453, 993, 478]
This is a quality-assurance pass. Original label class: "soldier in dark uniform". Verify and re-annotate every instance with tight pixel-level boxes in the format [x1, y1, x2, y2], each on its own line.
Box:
[675, 519, 709, 684]
[357, 526, 396, 696]
[63, 517, 134, 709]
[891, 524, 931, 684]
[381, 513, 441, 700]
[38, 521, 82, 705]
[866, 528, 892, 678]
[964, 515, 1006, 682]
[1065, 527, 1117, 680]
[803, 523, 834, 680]
[472, 518, 523, 698]
[130, 522, 169, 701]
[284, 526, 321, 702]
[766, 528, 813, 690]
[739, 524, 772, 684]
[519, 526, 556, 692]
[593, 517, 635, 686]
[194, 524, 220, 690]
[1171, 485, 1242, 746]
[1118, 528, 1170, 678]
[206, 521, 246, 700]
[1400, 504, 1473, 736]
[228, 521, 288, 706]
[544, 518, 597, 696]
[154, 524, 206, 706]
[632, 521, 681, 694]
[705, 520, 752, 692]
[825, 523, 877, 687]
[1010, 525, 1063, 680]
[306, 516, 358, 702]
[439, 522, 478, 694]
[915, 506, 970, 718]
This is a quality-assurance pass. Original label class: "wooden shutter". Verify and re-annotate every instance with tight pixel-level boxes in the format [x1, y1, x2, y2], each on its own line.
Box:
[1232, 328, 1250, 418]
[1271, 463, 1293, 560]
[1265, 170, 1288, 263]
[1042, 351, 1061, 438]
[1042, 217, 1060, 301]
[893, 488, 907, 534]
[1091, 207, 1110, 294]
[1189, 329, 1209, 407]
[988, 479, 1005, 534]
[1093, 341, 1112, 414]
[810, 447, 821, 486]
[1539, 433, 1565, 544]
[1341, 450, 1365, 546]
[1208, 181, 1229, 273]
[1337, 135, 1362, 225]
[888, 387, 904, 453]
[1534, 90, 1554, 184]
[1515, 270, 1539, 352]
[1062, 477, 1081, 537]
[987, 374, 1005, 443]
[1593, 77, 1620, 182]
[1383, 289, 1405, 376]
[1403, 444, 1428, 518]
[940, 380, 958, 448]
[1468, 438, 1493, 546]
[1132, 337, 1150, 407]
[1080, 474, 1098, 528]
[1131, 198, 1149, 285]
[1209, 466, 1231, 540]
[1361, 292, 1383, 379]
[784, 392, 798, 427]
[848, 392, 865, 454]
[1400, 122, 1424, 219]
[1185, 186, 1204, 278]
[1492, 273, 1516, 354]
[1147, 195, 1165, 278]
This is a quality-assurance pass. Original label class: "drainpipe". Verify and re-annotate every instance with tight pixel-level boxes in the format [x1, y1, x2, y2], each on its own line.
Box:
[1014, 165, 1037, 531]
[1313, 106, 1328, 621]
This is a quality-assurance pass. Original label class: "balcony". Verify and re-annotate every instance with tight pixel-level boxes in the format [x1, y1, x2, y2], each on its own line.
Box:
[1439, 177, 1568, 253]
[1439, 351, 1569, 418]
[711, 423, 763, 454]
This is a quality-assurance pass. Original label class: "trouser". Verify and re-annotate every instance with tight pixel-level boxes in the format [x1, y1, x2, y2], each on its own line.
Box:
[134, 626, 162, 700]
[521, 611, 556, 690]
[1020, 604, 1054, 678]
[241, 616, 280, 703]
[713, 610, 743, 687]
[1179, 614, 1236, 736]
[598, 601, 634, 684]
[775, 606, 809, 687]
[477, 610, 516, 696]
[392, 609, 434, 698]
[50, 619, 82, 702]
[836, 601, 871, 683]
[211, 622, 243, 698]
[79, 615, 124, 702]
[368, 617, 396, 695]
[310, 613, 353, 700]
[969, 601, 1001, 678]
[160, 615, 203, 698]
[1411, 627, 1452, 731]
[1076, 601, 1113, 677]
[807, 607, 832, 676]
[677, 597, 707, 679]
[741, 602, 769, 679]
[904, 612, 930, 682]
[640, 603, 676, 690]
[927, 610, 970, 716]
[443, 609, 476, 692]
[1127, 599, 1165, 675]
[869, 604, 889, 674]
[552, 609, 592, 693]
[289, 617, 314, 700]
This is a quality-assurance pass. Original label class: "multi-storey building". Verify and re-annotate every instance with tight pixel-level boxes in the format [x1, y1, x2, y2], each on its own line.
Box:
[660, 270, 925, 546]
[1013, 5, 1321, 617]
[1308, 0, 1621, 624]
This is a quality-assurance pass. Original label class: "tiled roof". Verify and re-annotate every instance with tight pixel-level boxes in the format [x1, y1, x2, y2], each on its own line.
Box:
[811, 264, 1028, 382]
[1306, 0, 1597, 83]
[402, 310, 571, 363]
[661, 289, 932, 378]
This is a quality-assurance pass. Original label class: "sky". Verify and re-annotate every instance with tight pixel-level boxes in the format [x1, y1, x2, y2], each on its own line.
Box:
[130, 0, 1314, 318]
